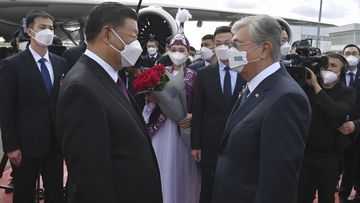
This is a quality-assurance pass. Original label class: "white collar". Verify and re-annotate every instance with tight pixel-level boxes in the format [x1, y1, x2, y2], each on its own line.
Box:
[248, 62, 281, 93]
[347, 68, 357, 75]
[29, 45, 50, 63]
[84, 49, 118, 82]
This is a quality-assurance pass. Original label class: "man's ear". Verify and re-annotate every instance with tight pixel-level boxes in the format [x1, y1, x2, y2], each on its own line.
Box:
[101, 26, 112, 45]
[260, 41, 272, 59]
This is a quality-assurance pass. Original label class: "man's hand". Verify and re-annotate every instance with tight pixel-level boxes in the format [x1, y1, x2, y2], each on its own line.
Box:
[191, 149, 202, 162]
[305, 67, 322, 93]
[146, 93, 159, 104]
[7, 149, 22, 167]
[339, 121, 356, 135]
[178, 113, 192, 128]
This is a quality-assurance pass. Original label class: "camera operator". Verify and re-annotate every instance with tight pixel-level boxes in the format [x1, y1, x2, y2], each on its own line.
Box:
[297, 53, 356, 203]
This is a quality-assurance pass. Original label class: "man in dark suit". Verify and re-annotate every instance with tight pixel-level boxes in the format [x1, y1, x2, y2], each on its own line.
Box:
[62, 41, 87, 70]
[0, 10, 66, 203]
[339, 44, 360, 203]
[211, 15, 311, 203]
[56, 3, 162, 203]
[191, 26, 246, 203]
[189, 34, 217, 72]
[139, 39, 160, 69]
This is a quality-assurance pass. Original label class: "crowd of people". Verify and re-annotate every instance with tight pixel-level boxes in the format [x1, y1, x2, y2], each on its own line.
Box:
[0, 2, 360, 203]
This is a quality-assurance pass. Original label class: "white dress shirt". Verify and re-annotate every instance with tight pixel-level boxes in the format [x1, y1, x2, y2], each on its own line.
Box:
[29, 46, 54, 84]
[248, 62, 281, 94]
[218, 61, 237, 94]
[84, 49, 118, 82]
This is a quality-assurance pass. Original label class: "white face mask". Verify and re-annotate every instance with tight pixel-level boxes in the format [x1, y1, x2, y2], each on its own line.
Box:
[147, 47, 157, 56]
[109, 29, 143, 67]
[215, 45, 229, 60]
[200, 47, 214, 61]
[30, 29, 54, 46]
[228, 47, 260, 73]
[280, 42, 290, 56]
[320, 70, 339, 85]
[169, 52, 188, 65]
[346, 55, 359, 67]
[18, 41, 28, 51]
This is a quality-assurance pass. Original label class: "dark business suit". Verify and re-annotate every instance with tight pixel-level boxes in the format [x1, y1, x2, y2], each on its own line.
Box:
[62, 41, 87, 70]
[339, 64, 360, 201]
[211, 67, 311, 203]
[139, 53, 160, 69]
[56, 54, 162, 203]
[191, 62, 245, 203]
[0, 48, 66, 203]
[189, 60, 207, 72]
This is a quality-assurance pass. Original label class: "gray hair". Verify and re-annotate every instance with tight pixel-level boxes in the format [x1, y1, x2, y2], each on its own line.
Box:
[231, 14, 282, 61]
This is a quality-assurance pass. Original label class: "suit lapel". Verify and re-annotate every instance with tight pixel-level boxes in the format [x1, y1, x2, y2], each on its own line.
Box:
[79, 55, 149, 135]
[49, 54, 63, 102]
[22, 49, 49, 97]
[353, 68, 360, 89]
[219, 67, 286, 147]
[211, 63, 227, 110]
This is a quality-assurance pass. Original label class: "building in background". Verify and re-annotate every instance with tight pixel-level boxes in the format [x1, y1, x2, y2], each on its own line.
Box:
[329, 23, 360, 52]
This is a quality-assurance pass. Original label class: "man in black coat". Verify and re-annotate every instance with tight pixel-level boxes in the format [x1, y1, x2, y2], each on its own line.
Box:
[191, 26, 246, 203]
[211, 15, 311, 203]
[56, 3, 162, 203]
[0, 10, 66, 203]
[62, 41, 87, 70]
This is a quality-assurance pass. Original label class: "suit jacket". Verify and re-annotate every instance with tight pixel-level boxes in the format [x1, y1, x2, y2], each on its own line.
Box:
[56, 54, 162, 203]
[341, 65, 360, 140]
[211, 67, 311, 203]
[62, 41, 87, 70]
[139, 53, 160, 69]
[191, 62, 246, 168]
[0, 48, 67, 157]
[189, 60, 206, 72]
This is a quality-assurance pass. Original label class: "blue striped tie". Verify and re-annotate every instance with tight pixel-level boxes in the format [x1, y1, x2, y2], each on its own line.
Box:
[38, 58, 52, 95]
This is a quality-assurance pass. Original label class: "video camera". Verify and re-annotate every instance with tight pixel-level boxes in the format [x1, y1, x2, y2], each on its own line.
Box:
[284, 38, 329, 86]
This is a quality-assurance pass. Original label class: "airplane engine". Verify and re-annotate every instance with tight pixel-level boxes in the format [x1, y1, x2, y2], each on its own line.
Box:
[275, 17, 293, 44]
[138, 6, 177, 55]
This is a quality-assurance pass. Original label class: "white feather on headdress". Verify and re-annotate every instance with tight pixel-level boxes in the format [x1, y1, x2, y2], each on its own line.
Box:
[175, 8, 192, 34]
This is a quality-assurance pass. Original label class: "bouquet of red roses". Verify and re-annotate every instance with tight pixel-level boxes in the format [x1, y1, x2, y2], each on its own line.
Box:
[133, 64, 169, 94]
[133, 64, 187, 123]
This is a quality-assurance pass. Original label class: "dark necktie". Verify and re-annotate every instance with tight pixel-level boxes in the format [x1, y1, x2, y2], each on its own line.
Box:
[349, 72, 355, 87]
[38, 58, 52, 95]
[116, 77, 129, 100]
[239, 86, 250, 106]
[223, 66, 232, 106]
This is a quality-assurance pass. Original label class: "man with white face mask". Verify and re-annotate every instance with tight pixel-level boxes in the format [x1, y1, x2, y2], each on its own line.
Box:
[339, 44, 360, 203]
[191, 26, 246, 203]
[212, 15, 311, 203]
[56, 3, 162, 203]
[0, 10, 67, 203]
[189, 34, 217, 72]
[298, 53, 356, 203]
[139, 39, 160, 69]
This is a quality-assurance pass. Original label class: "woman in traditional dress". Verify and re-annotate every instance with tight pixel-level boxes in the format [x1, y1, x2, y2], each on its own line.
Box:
[142, 33, 201, 203]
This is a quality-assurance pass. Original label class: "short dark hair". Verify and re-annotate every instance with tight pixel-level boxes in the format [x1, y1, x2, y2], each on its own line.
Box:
[214, 26, 232, 38]
[343, 44, 360, 53]
[147, 39, 159, 47]
[291, 40, 300, 50]
[85, 2, 137, 42]
[26, 10, 55, 28]
[201, 34, 214, 41]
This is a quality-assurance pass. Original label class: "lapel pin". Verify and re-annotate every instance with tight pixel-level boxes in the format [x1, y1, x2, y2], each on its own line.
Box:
[255, 93, 259, 99]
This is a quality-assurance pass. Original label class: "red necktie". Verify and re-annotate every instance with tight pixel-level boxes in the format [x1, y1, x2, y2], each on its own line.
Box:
[116, 77, 129, 100]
